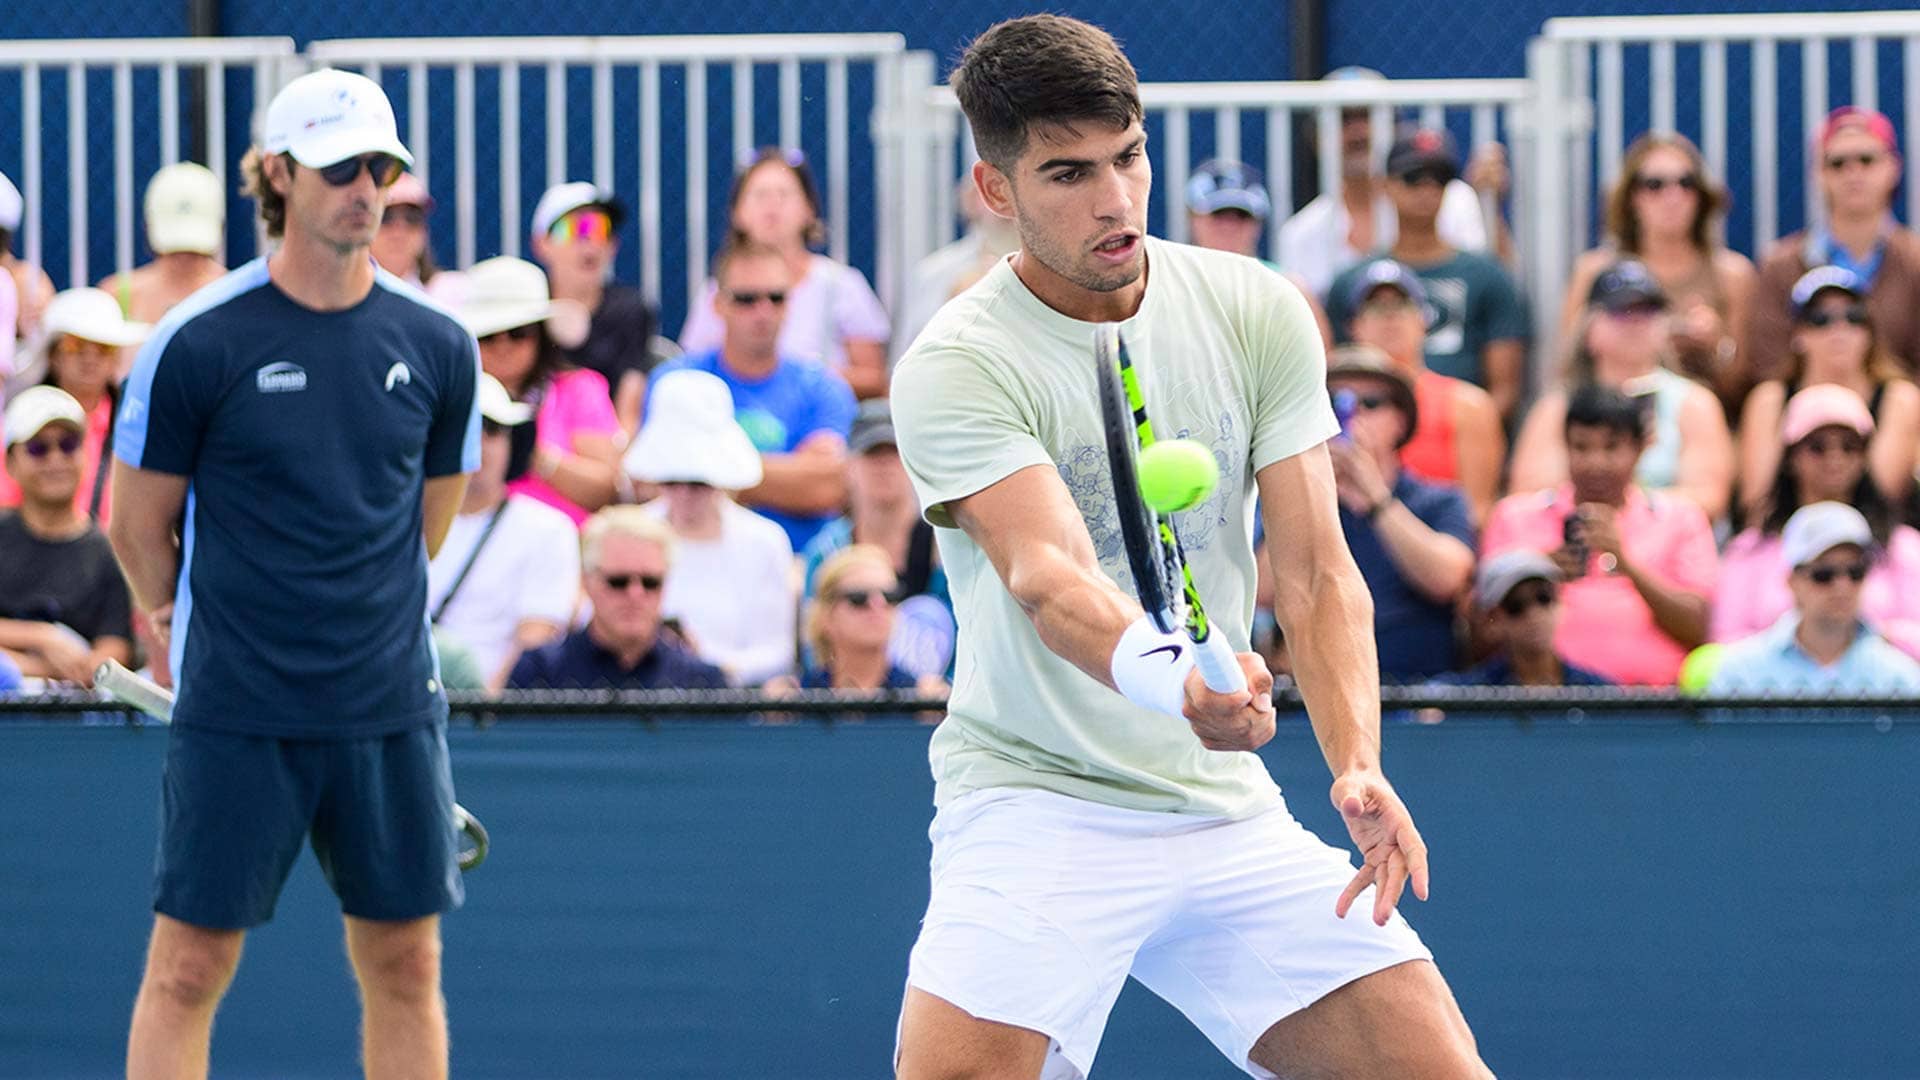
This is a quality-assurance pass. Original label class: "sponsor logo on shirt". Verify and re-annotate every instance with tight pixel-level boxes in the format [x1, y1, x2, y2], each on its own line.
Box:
[385, 362, 412, 391]
[255, 361, 308, 394]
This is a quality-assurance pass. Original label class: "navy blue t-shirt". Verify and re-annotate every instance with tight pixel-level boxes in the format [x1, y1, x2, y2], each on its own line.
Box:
[117, 260, 480, 738]
[506, 629, 728, 690]
[651, 350, 856, 551]
[1340, 472, 1476, 682]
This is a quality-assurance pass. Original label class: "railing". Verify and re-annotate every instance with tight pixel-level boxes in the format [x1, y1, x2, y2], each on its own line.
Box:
[303, 34, 915, 318]
[0, 37, 298, 288]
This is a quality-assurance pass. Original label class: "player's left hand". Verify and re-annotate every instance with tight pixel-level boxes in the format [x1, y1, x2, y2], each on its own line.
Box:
[1331, 771, 1431, 926]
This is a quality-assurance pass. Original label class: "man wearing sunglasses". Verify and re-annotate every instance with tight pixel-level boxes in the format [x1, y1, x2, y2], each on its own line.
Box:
[1752, 107, 1920, 380]
[110, 68, 481, 1080]
[1430, 551, 1611, 688]
[1326, 129, 1529, 423]
[1708, 501, 1920, 694]
[1325, 346, 1476, 683]
[0, 386, 133, 686]
[507, 506, 728, 690]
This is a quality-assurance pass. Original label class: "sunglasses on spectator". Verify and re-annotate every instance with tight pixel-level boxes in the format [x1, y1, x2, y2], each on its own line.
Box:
[1398, 168, 1452, 188]
[1633, 172, 1698, 193]
[20, 432, 83, 459]
[382, 205, 427, 228]
[836, 588, 898, 609]
[312, 153, 404, 189]
[479, 324, 539, 346]
[1797, 431, 1868, 456]
[1801, 561, 1869, 586]
[1499, 583, 1557, 617]
[1824, 152, 1884, 171]
[1801, 305, 1869, 329]
[728, 290, 788, 307]
[548, 210, 613, 245]
[600, 572, 665, 593]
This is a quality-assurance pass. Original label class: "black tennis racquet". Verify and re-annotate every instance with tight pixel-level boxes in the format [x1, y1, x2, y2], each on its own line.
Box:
[1093, 323, 1248, 695]
[95, 660, 491, 871]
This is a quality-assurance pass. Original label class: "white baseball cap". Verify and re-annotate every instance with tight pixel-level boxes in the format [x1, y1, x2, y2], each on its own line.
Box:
[4, 385, 88, 447]
[476, 372, 533, 427]
[262, 68, 413, 170]
[144, 162, 225, 256]
[621, 370, 763, 491]
[44, 287, 151, 348]
[530, 181, 626, 240]
[0, 170, 21, 232]
[1782, 501, 1876, 568]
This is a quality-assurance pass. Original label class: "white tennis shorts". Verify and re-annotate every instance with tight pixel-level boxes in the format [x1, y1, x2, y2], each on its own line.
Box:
[902, 786, 1433, 1079]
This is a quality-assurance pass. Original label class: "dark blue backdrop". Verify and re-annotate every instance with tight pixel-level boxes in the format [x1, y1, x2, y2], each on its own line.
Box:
[2, 716, 1916, 1078]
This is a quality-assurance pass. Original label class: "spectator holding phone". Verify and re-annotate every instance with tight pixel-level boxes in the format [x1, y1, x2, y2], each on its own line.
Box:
[1485, 383, 1718, 685]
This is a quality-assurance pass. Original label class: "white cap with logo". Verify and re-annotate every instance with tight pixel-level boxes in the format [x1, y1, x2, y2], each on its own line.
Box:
[4, 386, 88, 448]
[145, 162, 225, 256]
[1781, 501, 1875, 569]
[262, 68, 413, 169]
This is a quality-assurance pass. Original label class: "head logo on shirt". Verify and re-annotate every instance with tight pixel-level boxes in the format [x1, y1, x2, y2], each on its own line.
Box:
[255, 361, 308, 394]
[385, 361, 412, 391]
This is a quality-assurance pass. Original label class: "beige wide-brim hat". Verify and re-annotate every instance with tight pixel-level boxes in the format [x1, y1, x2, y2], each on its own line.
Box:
[44, 287, 150, 348]
[454, 256, 589, 347]
[621, 369, 763, 490]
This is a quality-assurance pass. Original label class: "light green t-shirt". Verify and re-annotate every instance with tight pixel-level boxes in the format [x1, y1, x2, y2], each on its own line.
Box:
[892, 237, 1337, 817]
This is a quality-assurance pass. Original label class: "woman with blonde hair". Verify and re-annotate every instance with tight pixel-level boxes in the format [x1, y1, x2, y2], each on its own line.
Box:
[1558, 132, 1757, 415]
[677, 148, 891, 398]
[1736, 266, 1919, 521]
[775, 544, 947, 697]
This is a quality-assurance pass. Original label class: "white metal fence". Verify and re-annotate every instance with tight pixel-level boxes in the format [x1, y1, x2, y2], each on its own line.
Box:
[0, 37, 297, 289]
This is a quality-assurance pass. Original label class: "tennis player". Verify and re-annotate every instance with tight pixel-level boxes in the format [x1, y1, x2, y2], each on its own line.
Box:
[108, 69, 479, 1080]
[890, 17, 1488, 1079]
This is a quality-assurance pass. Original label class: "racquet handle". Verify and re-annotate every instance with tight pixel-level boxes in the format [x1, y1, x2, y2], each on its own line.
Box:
[95, 660, 175, 722]
[1192, 633, 1248, 695]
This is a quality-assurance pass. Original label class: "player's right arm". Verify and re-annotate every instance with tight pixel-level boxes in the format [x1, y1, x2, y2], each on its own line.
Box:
[107, 462, 188, 639]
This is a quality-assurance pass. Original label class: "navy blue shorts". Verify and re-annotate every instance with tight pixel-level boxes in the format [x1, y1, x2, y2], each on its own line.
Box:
[153, 721, 465, 930]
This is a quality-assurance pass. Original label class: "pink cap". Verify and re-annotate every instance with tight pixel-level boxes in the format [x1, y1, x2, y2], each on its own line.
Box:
[386, 172, 434, 211]
[1782, 383, 1875, 445]
[1818, 106, 1898, 153]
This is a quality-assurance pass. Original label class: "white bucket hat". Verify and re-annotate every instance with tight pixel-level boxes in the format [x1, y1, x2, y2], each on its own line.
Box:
[44, 287, 150, 348]
[622, 370, 763, 491]
[454, 256, 589, 346]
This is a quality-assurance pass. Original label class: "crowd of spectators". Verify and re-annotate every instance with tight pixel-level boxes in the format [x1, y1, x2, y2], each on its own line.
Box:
[5, 92, 1920, 703]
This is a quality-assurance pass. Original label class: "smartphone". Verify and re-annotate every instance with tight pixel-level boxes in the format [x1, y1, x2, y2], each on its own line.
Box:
[1332, 388, 1358, 440]
[1562, 513, 1588, 579]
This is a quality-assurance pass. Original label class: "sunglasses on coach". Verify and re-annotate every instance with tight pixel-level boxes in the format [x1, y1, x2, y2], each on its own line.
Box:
[310, 153, 405, 189]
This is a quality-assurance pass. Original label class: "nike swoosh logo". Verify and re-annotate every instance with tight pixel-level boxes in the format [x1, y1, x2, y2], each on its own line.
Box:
[1139, 644, 1184, 663]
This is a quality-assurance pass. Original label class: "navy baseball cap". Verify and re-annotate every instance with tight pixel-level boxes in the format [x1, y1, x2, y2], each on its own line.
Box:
[1587, 259, 1668, 312]
[1347, 258, 1430, 313]
[1186, 160, 1272, 220]
[1789, 266, 1868, 321]
[1385, 128, 1459, 181]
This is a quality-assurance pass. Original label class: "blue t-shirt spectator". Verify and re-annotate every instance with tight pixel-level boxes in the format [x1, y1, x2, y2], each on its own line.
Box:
[507, 628, 728, 690]
[1341, 472, 1476, 682]
[653, 349, 857, 550]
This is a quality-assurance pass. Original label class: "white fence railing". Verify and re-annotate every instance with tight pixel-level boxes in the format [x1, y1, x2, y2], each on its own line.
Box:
[0, 37, 298, 289]
[1528, 9, 1920, 362]
[304, 34, 915, 316]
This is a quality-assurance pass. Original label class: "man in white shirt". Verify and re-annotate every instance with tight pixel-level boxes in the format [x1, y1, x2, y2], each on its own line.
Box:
[427, 373, 580, 689]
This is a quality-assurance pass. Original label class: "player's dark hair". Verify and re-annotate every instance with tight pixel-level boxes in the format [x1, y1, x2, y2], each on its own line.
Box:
[725, 148, 827, 250]
[240, 147, 287, 240]
[1563, 381, 1651, 442]
[950, 15, 1143, 172]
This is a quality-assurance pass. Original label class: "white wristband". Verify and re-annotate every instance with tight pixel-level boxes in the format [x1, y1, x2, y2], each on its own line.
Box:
[1111, 616, 1196, 720]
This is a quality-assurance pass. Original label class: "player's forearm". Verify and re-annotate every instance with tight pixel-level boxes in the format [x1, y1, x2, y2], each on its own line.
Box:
[106, 520, 180, 614]
[744, 453, 849, 514]
[1006, 546, 1142, 690]
[1274, 561, 1382, 777]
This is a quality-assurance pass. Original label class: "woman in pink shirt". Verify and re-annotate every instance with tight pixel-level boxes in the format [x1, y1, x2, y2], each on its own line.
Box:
[677, 149, 891, 399]
[1715, 383, 1920, 658]
[456, 257, 620, 525]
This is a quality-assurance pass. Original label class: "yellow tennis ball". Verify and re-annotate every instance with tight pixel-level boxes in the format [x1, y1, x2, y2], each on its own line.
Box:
[1137, 439, 1219, 513]
[1676, 643, 1725, 697]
